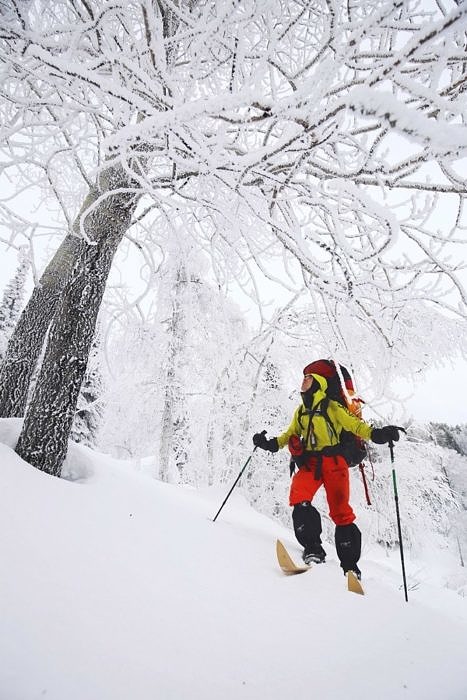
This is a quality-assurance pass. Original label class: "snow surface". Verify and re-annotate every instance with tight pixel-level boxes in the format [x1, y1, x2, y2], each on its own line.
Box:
[1, 419, 467, 700]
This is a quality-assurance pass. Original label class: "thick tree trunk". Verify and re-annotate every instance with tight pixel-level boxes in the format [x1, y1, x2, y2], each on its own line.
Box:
[0, 234, 81, 417]
[0, 189, 98, 418]
[16, 174, 137, 476]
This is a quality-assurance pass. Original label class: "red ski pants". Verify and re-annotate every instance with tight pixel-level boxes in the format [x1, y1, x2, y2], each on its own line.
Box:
[289, 455, 355, 526]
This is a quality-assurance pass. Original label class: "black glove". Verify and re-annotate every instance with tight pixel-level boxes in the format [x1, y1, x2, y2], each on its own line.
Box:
[253, 430, 279, 452]
[371, 425, 405, 445]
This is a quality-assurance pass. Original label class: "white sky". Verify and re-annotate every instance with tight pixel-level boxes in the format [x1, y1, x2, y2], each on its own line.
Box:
[401, 362, 467, 424]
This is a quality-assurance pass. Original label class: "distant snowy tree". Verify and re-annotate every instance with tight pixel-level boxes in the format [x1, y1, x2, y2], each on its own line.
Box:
[70, 329, 104, 448]
[0, 249, 29, 364]
[427, 422, 467, 457]
[205, 310, 313, 502]
[456, 427, 467, 457]
[98, 318, 162, 460]
[157, 261, 192, 484]
[99, 242, 249, 484]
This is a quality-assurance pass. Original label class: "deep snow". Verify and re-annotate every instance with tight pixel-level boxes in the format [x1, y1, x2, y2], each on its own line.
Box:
[1, 418, 466, 700]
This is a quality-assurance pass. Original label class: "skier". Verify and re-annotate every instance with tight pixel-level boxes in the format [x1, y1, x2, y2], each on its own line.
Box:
[253, 365, 403, 578]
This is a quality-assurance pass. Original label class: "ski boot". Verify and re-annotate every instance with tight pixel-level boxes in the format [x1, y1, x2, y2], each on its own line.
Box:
[302, 544, 326, 565]
[342, 564, 361, 580]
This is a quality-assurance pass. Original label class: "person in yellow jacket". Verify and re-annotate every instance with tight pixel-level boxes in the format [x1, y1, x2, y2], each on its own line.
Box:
[253, 366, 403, 578]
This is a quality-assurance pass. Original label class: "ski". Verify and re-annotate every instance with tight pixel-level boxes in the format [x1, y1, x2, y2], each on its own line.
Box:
[347, 570, 364, 595]
[277, 539, 365, 593]
[276, 539, 310, 575]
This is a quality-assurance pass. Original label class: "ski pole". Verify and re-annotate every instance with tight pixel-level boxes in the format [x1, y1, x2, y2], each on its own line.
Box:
[213, 447, 257, 522]
[359, 462, 372, 506]
[389, 439, 409, 602]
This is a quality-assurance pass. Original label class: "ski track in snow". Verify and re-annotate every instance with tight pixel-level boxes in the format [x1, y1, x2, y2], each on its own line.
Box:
[0, 423, 466, 700]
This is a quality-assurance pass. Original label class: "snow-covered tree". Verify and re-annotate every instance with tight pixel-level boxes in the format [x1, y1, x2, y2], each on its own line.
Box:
[99, 242, 249, 484]
[0, 0, 466, 476]
[70, 328, 104, 448]
[0, 249, 29, 363]
[426, 422, 467, 457]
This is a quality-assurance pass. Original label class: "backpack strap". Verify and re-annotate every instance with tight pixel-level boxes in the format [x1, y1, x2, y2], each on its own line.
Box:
[318, 397, 339, 442]
[296, 399, 343, 480]
[299, 404, 319, 449]
[300, 397, 339, 446]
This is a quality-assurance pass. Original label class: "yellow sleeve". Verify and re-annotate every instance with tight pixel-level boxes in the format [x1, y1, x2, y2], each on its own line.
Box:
[276, 407, 302, 449]
[328, 401, 373, 441]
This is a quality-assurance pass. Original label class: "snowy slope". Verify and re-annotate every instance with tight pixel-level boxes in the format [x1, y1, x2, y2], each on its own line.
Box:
[1, 420, 467, 700]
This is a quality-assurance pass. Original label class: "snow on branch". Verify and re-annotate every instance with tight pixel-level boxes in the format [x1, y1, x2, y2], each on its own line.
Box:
[1, 0, 466, 356]
[348, 86, 467, 158]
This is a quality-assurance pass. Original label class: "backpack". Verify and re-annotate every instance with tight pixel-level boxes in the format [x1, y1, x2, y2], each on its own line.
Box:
[299, 359, 367, 468]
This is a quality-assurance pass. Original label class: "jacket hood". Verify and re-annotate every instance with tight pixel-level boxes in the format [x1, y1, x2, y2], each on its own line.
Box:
[302, 373, 327, 409]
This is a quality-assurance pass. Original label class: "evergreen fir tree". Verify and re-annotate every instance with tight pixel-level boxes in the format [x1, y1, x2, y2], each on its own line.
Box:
[0, 250, 30, 364]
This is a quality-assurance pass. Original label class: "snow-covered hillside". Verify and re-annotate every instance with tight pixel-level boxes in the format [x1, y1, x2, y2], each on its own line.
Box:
[1, 419, 467, 700]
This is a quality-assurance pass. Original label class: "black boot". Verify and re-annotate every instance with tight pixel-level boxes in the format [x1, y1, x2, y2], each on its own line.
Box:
[346, 564, 362, 580]
[292, 501, 326, 564]
[335, 523, 362, 578]
[302, 544, 326, 565]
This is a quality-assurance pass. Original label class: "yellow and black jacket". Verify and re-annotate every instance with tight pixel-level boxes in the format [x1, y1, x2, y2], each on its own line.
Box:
[276, 373, 373, 452]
